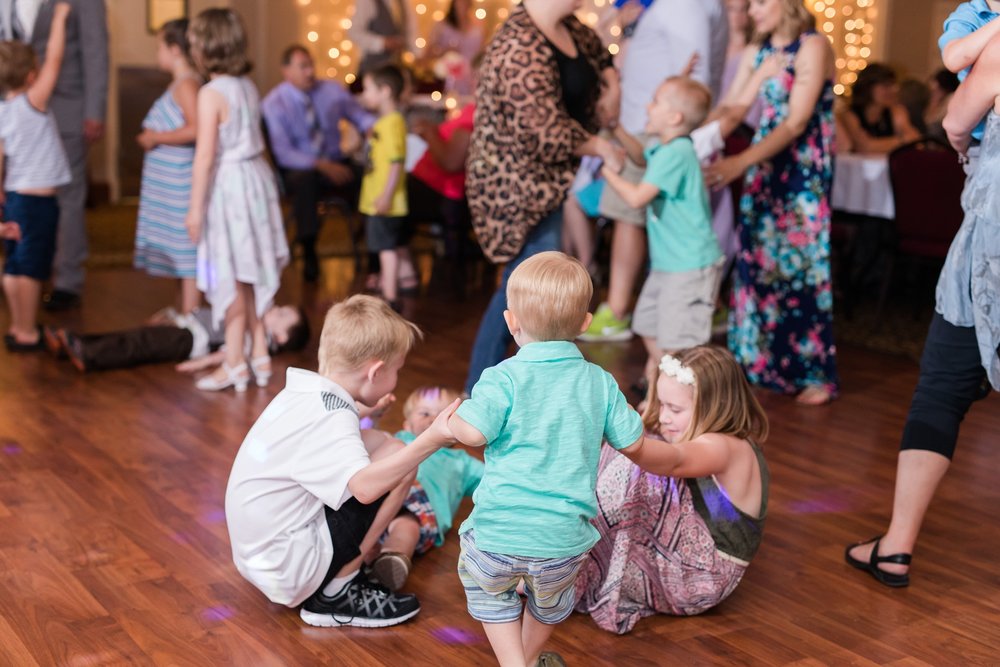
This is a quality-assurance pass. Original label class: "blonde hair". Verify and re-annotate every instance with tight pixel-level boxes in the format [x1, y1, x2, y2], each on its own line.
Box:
[661, 76, 713, 133]
[188, 8, 252, 77]
[403, 386, 462, 419]
[506, 251, 593, 341]
[752, 0, 815, 43]
[0, 41, 36, 93]
[640, 345, 769, 443]
[318, 295, 422, 375]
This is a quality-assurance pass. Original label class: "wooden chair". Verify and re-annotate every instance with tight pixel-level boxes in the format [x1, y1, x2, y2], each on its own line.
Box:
[875, 138, 965, 323]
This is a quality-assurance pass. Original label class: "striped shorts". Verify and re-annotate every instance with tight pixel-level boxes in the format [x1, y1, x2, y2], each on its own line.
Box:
[457, 529, 588, 625]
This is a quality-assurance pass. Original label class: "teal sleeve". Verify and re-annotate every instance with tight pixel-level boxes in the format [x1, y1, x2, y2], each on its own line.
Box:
[455, 366, 512, 444]
[641, 143, 684, 197]
[603, 376, 645, 450]
[394, 430, 416, 444]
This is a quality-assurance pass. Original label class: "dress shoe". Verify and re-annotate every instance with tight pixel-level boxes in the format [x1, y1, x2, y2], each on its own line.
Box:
[42, 289, 81, 311]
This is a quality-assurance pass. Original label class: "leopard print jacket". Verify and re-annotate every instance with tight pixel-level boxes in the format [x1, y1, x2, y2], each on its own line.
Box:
[466, 6, 612, 263]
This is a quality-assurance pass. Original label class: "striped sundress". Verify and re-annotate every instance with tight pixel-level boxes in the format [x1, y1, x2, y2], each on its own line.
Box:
[134, 84, 197, 278]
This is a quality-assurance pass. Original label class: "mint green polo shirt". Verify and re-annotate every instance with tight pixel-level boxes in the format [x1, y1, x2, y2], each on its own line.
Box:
[643, 136, 721, 273]
[395, 430, 484, 546]
[456, 341, 644, 558]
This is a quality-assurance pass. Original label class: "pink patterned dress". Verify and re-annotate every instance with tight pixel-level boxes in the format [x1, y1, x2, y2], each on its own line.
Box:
[575, 442, 768, 634]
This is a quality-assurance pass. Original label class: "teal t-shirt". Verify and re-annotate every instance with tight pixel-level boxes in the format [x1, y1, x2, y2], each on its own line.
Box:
[395, 430, 484, 546]
[456, 341, 644, 558]
[642, 136, 721, 273]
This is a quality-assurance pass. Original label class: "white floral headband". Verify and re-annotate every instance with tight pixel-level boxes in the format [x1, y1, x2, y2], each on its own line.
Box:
[659, 353, 696, 386]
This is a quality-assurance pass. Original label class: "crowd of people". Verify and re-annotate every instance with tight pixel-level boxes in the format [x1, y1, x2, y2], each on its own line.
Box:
[1, 0, 998, 666]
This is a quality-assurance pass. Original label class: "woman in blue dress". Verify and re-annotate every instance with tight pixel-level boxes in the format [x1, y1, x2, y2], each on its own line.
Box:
[706, 0, 839, 405]
[134, 19, 201, 314]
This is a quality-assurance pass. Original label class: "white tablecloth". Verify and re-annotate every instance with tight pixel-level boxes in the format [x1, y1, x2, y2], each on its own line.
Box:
[831, 153, 895, 219]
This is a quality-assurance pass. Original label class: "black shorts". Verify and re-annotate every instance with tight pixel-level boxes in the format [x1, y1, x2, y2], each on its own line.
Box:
[316, 494, 386, 593]
[3, 192, 59, 280]
[365, 215, 412, 252]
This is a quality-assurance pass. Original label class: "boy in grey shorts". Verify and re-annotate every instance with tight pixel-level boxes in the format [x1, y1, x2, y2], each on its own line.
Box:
[448, 252, 645, 667]
[602, 76, 723, 380]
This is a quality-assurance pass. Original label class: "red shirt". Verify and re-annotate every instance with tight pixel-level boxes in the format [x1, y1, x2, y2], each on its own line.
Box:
[411, 103, 475, 201]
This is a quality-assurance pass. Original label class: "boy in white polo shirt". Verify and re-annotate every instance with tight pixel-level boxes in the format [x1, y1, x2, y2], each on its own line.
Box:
[448, 252, 646, 667]
[225, 295, 457, 628]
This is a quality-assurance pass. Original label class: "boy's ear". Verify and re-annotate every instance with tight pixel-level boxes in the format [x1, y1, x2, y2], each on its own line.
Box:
[366, 359, 386, 383]
[579, 312, 594, 334]
[502, 309, 519, 337]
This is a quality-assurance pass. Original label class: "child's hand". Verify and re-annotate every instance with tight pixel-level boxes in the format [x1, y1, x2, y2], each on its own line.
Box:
[425, 398, 461, 446]
[596, 137, 625, 174]
[357, 393, 396, 422]
[137, 130, 158, 152]
[681, 51, 700, 78]
[185, 210, 203, 243]
[0, 222, 21, 241]
[373, 193, 392, 215]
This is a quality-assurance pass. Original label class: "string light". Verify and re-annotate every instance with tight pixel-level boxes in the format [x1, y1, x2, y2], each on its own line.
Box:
[810, 0, 878, 96]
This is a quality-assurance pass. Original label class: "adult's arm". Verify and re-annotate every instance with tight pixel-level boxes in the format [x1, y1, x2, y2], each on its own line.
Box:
[944, 37, 1000, 153]
[706, 33, 833, 188]
[80, 0, 109, 123]
[338, 83, 376, 135]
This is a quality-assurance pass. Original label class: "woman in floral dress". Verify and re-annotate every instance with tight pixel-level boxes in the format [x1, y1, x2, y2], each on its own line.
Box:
[706, 0, 839, 405]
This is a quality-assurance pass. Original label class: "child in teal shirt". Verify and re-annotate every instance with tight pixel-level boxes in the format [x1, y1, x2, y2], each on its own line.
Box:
[602, 76, 721, 381]
[449, 251, 646, 667]
[939, 0, 1000, 142]
[370, 385, 484, 591]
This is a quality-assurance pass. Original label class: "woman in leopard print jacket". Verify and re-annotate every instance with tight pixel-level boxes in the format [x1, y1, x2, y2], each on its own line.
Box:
[464, 0, 622, 392]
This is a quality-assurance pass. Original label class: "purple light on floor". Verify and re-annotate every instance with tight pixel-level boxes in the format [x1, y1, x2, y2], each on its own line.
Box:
[201, 605, 235, 622]
[787, 495, 853, 514]
[431, 626, 481, 645]
[202, 509, 226, 524]
[3, 443, 21, 455]
[168, 532, 190, 545]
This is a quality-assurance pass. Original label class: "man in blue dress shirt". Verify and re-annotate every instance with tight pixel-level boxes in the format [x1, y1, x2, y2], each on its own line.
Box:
[262, 45, 375, 281]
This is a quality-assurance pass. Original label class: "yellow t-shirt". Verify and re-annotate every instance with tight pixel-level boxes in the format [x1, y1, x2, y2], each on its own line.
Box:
[359, 111, 408, 217]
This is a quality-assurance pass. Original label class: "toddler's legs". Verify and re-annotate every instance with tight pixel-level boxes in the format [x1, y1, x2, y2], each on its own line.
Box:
[522, 615, 558, 666]
[483, 621, 531, 667]
[379, 248, 399, 302]
[382, 512, 420, 560]
[3, 274, 42, 342]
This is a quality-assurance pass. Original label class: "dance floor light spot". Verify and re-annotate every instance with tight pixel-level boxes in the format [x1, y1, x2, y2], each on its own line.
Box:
[431, 626, 480, 645]
[3, 442, 21, 455]
[202, 509, 226, 524]
[201, 606, 235, 622]
[788, 496, 853, 514]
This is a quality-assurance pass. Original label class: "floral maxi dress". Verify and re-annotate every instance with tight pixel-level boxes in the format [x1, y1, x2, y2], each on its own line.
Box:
[728, 32, 840, 395]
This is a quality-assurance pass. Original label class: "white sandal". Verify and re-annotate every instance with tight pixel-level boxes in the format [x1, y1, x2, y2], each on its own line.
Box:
[196, 362, 249, 393]
[250, 355, 272, 387]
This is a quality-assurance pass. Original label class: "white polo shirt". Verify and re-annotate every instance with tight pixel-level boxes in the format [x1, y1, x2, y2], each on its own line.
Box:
[225, 369, 371, 607]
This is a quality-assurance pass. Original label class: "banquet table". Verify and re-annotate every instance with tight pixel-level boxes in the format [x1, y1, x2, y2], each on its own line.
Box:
[831, 153, 895, 219]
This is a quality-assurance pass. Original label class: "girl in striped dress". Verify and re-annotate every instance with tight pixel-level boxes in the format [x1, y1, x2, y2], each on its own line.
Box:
[134, 19, 201, 314]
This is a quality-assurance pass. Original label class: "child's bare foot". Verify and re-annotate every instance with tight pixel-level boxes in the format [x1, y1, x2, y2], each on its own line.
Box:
[796, 386, 832, 406]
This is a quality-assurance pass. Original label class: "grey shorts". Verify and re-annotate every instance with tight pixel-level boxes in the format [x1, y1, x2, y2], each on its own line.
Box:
[365, 215, 412, 252]
[632, 259, 725, 350]
[598, 133, 653, 227]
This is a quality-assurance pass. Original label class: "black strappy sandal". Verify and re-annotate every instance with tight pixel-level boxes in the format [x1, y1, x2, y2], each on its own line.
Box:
[845, 536, 911, 587]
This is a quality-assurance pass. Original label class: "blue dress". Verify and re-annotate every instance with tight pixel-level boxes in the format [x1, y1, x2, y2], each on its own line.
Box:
[728, 33, 840, 396]
[134, 85, 197, 279]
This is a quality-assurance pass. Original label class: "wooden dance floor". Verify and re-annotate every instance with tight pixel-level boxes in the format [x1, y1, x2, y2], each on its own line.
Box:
[2, 256, 998, 666]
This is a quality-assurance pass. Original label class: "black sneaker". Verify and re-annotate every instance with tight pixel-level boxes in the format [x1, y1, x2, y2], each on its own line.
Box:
[299, 573, 420, 628]
[42, 289, 81, 311]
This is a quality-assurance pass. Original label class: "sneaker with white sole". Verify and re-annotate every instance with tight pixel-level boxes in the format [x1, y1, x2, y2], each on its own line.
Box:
[299, 573, 420, 628]
[577, 303, 633, 342]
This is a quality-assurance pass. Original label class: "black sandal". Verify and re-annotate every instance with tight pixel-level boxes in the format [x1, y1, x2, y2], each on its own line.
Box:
[845, 536, 911, 587]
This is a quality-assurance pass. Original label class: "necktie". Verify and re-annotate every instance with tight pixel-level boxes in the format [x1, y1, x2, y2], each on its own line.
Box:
[10, 0, 25, 41]
[303, 94, 324, 155]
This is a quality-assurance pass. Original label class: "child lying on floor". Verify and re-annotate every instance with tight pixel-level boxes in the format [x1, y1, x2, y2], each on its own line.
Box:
[368, 385, 484, 591]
